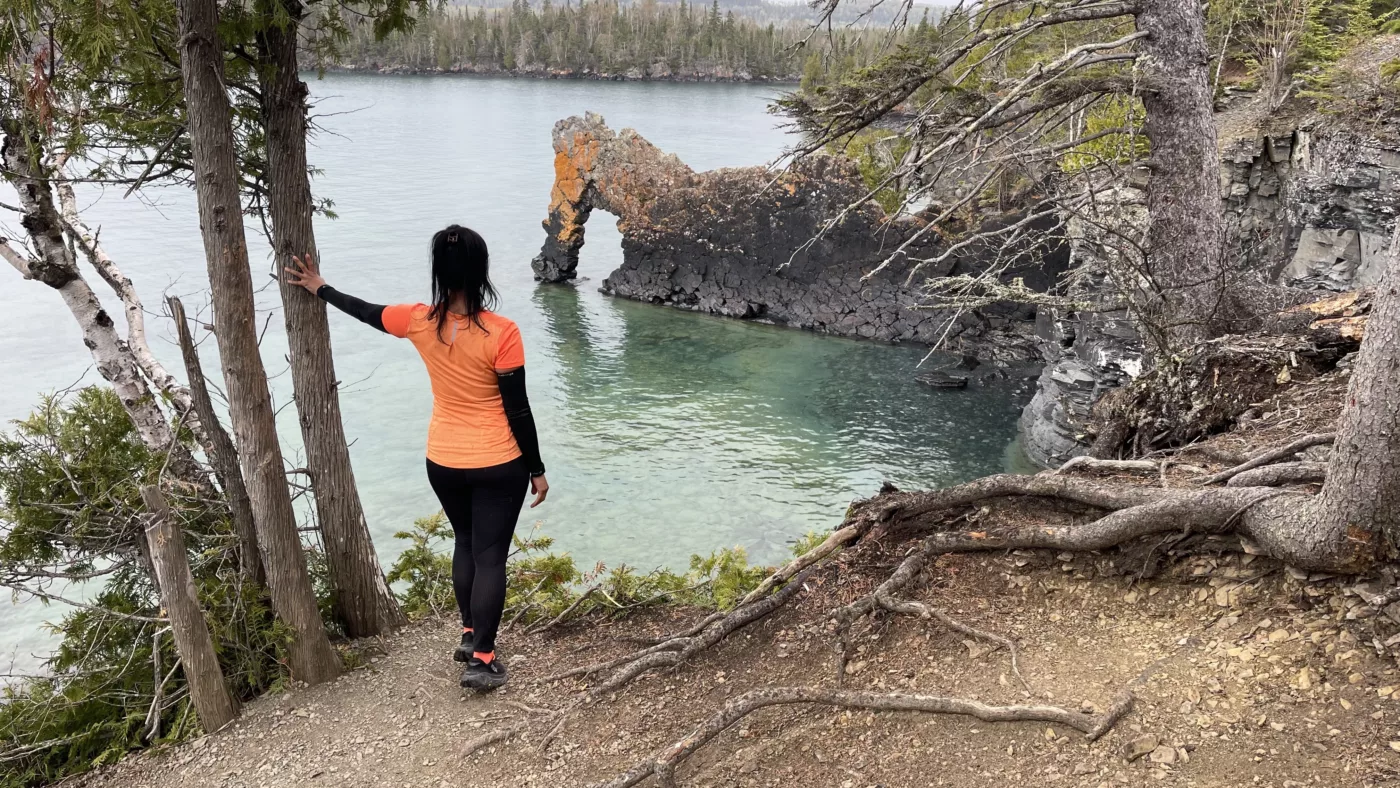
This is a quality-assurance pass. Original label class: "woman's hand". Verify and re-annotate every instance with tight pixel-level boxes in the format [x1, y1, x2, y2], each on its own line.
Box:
[529, 474, 549, 508]
[284, 254, 326, 295]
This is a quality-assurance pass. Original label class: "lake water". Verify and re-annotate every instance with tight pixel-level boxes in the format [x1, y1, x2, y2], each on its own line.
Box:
[0, 75, 1028, 670]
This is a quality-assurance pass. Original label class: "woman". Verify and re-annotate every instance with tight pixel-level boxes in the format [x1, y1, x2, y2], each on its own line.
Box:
[284, 225, 548, 691]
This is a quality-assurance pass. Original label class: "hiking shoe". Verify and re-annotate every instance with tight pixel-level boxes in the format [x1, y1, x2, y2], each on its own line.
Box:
[460, 657, 508, 691]
[453, 631, 474, 663]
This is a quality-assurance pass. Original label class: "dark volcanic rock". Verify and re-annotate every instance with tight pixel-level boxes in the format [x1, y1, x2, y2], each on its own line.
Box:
[530, 113, 1065, 355]
[1018, 186, 1145, 468]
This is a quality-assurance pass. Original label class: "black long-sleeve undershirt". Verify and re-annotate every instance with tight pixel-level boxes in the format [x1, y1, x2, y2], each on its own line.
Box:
[317, 284, 545, 476]
[496, 367, 546, 476]
[318, 284, 387, 332]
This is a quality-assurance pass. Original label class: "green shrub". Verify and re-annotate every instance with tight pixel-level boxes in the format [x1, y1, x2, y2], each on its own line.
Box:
[386, 517, 779, 628]
[789, 530, 830, 558]
[0, 388, 294, 787]
[830, 129, 912, 216]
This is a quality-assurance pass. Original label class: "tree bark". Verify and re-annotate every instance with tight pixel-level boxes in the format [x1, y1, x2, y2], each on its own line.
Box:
[174, 0, 340, 685]
[54, 176, 213, 452]
[1308, 225, 1400, 560]
[1135, 0, 1227, 354]
[256, 7, 404, 638]
[140, 485, 240, 733]
[0, 125, 206, 488]
[169, 296, 266, 587]
[1226, 462, 1327, 488]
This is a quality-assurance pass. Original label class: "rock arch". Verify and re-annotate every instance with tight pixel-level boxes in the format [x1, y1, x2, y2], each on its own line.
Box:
[531, 113, 1064, 349]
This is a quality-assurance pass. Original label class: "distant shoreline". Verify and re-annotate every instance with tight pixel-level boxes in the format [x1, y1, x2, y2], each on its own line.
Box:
[316, 63, 800, 84]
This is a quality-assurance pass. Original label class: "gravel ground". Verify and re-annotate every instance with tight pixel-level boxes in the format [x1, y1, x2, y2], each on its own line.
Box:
[64, 544, 1400, 788]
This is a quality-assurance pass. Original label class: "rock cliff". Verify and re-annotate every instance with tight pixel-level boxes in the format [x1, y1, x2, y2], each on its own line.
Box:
[1225, 129, 1400, 290]
[1020, 118, 1400, 467]
[1019, 186, 1145, 468]
[531, 113, 1065, 358]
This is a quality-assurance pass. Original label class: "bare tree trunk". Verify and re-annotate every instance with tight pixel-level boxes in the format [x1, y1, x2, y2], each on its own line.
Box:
[1307, 226, 1400, 560]
[0, 125, 206, 488]
[256, 7, 404, 637]
[1135, 0, 1227, 354]
[174, 0, 340, 685]
[140, 485, 240, 733]
[169, 296, 266, 588]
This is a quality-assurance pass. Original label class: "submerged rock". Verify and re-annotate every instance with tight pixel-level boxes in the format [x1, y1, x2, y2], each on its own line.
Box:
[915, 371, 969, 389]
[530, 113, 1065, 354]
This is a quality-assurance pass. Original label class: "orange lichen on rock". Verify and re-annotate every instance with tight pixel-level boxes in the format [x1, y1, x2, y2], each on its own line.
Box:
[547, 132, 603, 242]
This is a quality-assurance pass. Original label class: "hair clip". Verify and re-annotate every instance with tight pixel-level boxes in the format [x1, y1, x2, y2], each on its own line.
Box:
[446, 232, 459, 243]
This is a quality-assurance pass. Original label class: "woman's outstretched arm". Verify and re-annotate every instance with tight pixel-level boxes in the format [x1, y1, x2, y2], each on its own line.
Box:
[317, 285, 388, 332]
[284, 254, 388, 332]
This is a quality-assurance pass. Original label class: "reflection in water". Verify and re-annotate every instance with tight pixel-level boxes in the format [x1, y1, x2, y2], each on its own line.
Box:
[528, 284, 1026, 567]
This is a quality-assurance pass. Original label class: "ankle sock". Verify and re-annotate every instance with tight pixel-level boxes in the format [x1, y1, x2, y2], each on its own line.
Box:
[473, 651, 495, 664]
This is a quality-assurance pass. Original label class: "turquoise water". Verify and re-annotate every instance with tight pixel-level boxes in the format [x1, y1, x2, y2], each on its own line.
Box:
[0, 75, 1026, 668]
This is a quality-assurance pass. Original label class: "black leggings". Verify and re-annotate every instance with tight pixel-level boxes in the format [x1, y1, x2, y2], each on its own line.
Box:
[425, 457, 530, 655]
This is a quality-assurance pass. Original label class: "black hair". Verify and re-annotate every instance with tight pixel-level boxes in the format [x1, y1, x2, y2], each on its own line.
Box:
[427, 224, 497, 342]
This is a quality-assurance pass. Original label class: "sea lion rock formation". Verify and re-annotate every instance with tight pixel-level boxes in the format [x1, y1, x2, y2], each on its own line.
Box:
[531, 113, 1061, 349]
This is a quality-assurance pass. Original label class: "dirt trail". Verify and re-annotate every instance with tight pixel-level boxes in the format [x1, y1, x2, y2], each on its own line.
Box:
[67, 543, 1399, 788]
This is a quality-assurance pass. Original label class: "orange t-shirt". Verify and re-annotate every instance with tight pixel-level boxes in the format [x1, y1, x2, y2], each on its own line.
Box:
[382, 304, 525, 470]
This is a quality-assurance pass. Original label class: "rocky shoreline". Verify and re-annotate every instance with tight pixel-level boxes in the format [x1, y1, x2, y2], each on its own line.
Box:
[318, 62, 798, 83]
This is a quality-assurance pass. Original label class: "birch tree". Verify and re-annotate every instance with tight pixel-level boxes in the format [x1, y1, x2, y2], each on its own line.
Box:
[0, 124, 207, 490]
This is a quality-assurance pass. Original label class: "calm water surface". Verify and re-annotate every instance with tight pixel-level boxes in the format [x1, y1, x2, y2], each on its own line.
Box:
[0, 75, 1026, 669]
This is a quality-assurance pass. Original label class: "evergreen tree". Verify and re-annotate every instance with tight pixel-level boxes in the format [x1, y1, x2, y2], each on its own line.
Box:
[329, 1, 883, 77]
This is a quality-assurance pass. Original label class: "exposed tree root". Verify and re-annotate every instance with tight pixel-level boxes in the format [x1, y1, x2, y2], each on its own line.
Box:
[1226, 461, 1327, 488]
[460, 701, 558, 760]
[1199, 432, 1335, 485]
[876, 593, 1030, 691]
[544, 519, 879, 690]
[832, 537, 933, 684]
[528, 583, 602, 635]
[1055, 456, 1160, 475]
[459, 725, 524, 760]
[562, 442, 1385, 787]
[581, 563, 824, 697]
[829, 535, 1029, 689]
[543, 641, 681, 684]
[591, 686, 1134, 788]
[742, 522, 864, 606]
[860, 467, 1373, 570]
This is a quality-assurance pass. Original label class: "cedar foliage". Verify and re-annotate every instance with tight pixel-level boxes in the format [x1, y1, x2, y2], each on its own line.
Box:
[0, 389, 290, 787]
